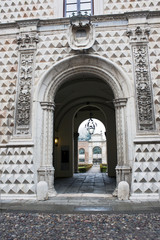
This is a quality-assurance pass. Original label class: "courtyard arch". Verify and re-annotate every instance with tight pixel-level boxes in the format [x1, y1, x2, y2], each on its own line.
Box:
[34, 54, 134, 195]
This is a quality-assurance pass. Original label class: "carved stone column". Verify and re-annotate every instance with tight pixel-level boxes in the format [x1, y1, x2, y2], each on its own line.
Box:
[74, 132, 79, 173]
[38, 102, 56, 196]
[113, 98, 131, 185]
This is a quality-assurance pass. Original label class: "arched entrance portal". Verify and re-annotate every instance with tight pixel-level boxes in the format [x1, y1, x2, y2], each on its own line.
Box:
[34, 55, 133, 196]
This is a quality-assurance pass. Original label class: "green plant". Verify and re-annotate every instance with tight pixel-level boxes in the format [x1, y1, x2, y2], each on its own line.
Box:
[100, 164, 108, 173]
[78, 164, 93, 173]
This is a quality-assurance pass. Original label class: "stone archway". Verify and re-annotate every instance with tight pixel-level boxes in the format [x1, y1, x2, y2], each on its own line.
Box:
[34, 54, 134, 196]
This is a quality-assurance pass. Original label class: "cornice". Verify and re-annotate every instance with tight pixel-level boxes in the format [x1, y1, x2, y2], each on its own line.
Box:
[16, 19, 40, 28]
[125, 11, 150, 19]
[0, 11, 160, 29]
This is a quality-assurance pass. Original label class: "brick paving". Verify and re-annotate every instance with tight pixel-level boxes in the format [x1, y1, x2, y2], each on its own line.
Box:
[0, 212, 160, 240]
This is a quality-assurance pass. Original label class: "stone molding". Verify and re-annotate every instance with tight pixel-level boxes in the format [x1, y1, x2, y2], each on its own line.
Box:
[16, 19, 40, 29]
[0, 11, 160, 29]
[40, 102, 55, 111]
[113, 98, 127, 108]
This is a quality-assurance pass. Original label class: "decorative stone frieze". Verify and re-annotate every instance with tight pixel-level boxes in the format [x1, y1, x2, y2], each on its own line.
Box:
[15, 33, 38, 135]
[127, 27, 155, 131]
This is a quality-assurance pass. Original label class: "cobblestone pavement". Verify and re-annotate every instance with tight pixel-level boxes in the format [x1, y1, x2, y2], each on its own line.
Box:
[0, 212, 160, 240]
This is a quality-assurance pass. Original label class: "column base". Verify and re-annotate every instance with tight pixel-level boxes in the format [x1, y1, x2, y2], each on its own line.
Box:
[116, 165, 132, 186]
[37, 166, 57, 196]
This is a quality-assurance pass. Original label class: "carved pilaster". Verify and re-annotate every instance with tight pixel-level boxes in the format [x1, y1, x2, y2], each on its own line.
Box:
[127, 26, 155, 131]
[38, 102, 56, 196]
[113, 98, 128, 166]
[40, 102, 55, 166]
[15, 32, 39, 135]
[113, 98, 132, 186]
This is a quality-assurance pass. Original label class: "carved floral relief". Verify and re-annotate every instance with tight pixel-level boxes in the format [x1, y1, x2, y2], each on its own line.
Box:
[127, 27, 155, 131]
[16, 33, 38, 135]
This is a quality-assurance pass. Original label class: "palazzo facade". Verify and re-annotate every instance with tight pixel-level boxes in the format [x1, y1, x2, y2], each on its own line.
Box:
[78, 133, 107, 164]
[0, 0, 160, 200]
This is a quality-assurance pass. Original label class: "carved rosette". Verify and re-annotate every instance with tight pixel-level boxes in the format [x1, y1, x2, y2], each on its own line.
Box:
[127, 27, 155, 131]
[15, 33, 38, 135]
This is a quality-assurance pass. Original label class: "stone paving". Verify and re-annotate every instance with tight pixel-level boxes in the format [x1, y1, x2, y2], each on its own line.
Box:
[54, 165, 116, 195]
[0, 212, 160, 240]
[0, 166, 160, 239]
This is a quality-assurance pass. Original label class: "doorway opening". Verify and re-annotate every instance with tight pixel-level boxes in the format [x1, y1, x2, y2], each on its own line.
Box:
[53, 75, 117, 195]
[78, 118, 107, 166]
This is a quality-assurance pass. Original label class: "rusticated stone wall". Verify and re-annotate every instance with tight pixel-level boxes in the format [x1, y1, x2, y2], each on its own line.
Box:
[0, 146, 35, 195]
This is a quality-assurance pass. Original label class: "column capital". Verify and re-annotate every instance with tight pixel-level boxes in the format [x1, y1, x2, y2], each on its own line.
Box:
[40, 102, 55, 111]
[113, 98, 127, 108]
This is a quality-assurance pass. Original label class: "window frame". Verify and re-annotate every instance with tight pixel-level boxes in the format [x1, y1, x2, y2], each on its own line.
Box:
[64, 0, 94, 17]
[93, 146, 102, 155]
[79, 148, 85, 154]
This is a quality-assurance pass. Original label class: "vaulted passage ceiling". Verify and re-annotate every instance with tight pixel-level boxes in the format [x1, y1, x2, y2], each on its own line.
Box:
[55, 73, 114, 111]
[54, 74, 115, 129]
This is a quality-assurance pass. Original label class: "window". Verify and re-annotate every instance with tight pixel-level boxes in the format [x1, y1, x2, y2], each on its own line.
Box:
[79, 148, 85, 154]
[79, 159, 85, 162]
[93, 146, 102, 154]
[64, 0, 93, 17]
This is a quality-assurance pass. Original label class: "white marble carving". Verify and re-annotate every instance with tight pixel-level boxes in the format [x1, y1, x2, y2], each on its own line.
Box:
[68, 13, 95, 51]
